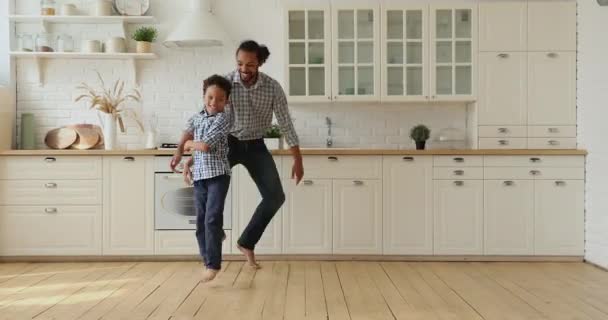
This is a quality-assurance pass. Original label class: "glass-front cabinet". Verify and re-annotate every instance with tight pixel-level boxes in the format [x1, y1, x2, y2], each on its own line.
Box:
[285, 8, 332, 102]
[382, 7, 428, 101]
[430, 6, 477, 101]
[332, 7, 380, 101]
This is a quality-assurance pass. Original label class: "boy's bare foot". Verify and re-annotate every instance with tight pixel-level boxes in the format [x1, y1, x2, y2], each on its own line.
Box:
[201, 268, 219, 282]
[237, 245, 261, 269]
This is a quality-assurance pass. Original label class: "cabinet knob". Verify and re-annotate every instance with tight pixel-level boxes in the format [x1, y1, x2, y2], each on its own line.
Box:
[45, 182, 57, 189]
[498, 127, 509, 134]
[548, 127, 560, 133]
[548, 140, 560, 146]
[45, 208, 58, 214]
[353, 180, 364, 186]
[328, 156, 338, 161]
[530, 170, 541, 176]
[503, 181, 514, 186]
[497, 53, 510, 58]
[303, 180, 314, 185]
[453, 170, 465, 176]
[453, 181, 464, 186]
[453, 157, 464, 163]
[555, 181, 566, 186]
[402, 157, 414, 161]
[44, 157, 56, 163]
[547, 52, 559, 58]
[530, 157, 541, 163]
[123, 156, 135, 162]
[498, 139, 509, 146]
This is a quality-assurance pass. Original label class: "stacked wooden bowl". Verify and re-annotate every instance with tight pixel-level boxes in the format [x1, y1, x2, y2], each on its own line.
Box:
[45, 124, 104, 150]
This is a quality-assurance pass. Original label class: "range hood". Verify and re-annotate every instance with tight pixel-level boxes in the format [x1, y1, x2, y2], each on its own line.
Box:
[163, 0, 230, 48]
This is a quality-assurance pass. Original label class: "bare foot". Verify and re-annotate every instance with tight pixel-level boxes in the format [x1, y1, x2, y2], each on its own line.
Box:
[201, 268, 219, 282]
[237, 245, 261, 269]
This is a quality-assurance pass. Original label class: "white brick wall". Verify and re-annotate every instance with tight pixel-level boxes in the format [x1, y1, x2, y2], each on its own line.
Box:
[13, 0, 468, 149]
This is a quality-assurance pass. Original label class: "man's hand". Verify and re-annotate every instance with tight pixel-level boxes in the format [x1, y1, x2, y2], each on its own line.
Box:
[291, 156, 304, 185]
[183, 160, 193, 186]
[170, 152, 183, 173]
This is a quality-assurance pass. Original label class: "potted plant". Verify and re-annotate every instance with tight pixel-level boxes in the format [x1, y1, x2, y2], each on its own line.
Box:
[132, 26, 158, 53]
[75, 71, 143, 150]
[410, 124, 431, 150]
[264, 124, 283, 150]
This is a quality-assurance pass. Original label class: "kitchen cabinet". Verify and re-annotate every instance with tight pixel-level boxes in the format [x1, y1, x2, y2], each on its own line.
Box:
[383, 156, 433, 255]
[479, 2, 527, 52]
[102, 156, 154, 255]
[154, 230, 232, 256]
[527, 1, 576, 52]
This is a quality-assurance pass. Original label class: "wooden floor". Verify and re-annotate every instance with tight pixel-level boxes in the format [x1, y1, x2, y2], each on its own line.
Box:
[0, 261, 607, 320]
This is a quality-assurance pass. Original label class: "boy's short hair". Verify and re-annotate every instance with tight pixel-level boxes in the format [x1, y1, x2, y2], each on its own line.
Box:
[203, 75, 232, 98]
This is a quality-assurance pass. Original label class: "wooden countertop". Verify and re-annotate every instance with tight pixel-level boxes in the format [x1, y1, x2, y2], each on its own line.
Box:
[0, 148, 588, 156]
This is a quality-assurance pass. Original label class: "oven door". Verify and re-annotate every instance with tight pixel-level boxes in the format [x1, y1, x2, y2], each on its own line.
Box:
[154, 173, 232, 230]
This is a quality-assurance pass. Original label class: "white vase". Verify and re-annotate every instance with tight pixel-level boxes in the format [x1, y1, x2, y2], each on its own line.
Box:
[98, 112, 117, 150]
[264, 138, 281, 150]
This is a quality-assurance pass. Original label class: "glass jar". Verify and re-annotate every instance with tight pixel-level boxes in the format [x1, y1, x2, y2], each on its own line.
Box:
[56, 34, 74, 52]
[35, 33, 54, 52]
[41, 0, 56, 16]
[17, 34, 34, 52]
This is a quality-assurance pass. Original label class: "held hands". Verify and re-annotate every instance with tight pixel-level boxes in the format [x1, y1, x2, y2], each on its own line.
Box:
[184, 140, 211, 153]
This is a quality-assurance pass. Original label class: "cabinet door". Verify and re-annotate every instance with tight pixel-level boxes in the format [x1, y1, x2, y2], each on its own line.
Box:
[528, 1, 576, 51]
[333, 179, 382, 254]
[286, 8, 332, 102]
[484, 180, 534, 255]
[103, 156, 154, 255]
[234, 157, 283, 254]
[282, 179, 332, 254]
[478, 52, 527, 125]
[430, 6, 477, 101]
[332, 7, 381, 101]
[479, 2, 527, 51]
[528, 52, 576, 125]
[534, 180, 584, 255]
[382, 7, 428, 101]
[383, 156, 433, 255]
[433, 180, 483, 255]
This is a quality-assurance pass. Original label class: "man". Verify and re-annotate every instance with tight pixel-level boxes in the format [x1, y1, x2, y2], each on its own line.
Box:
[172, 40, 304, 268]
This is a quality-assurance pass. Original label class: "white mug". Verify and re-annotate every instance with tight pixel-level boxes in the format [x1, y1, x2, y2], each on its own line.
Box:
[105, 37, 126, 53]
[82, 40, 102, 53]
[61, 4, 78, 16]
[93, 0, 113, 16]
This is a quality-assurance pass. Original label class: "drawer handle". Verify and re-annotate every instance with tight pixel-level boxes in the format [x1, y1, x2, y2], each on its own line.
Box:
[547, 52, 559, 58]
[45, 182, 57, 188]
[548, 127, 560, 133]
[123, 157, 135, 162]
[45, 208, 58, 214]
[498, 128, 509, 134]
[548, 140, 560, 146]
[328, 156, 338, 161]
[453, 157, 464, 163]
[303, 180, 314, 185]
[498, 140, 509, 146]
[530, 157, 541, 163]
[403, 157, 414, 161]
[353, 180, 364, 186]
[555, 181, 566, 186]
[453, 181, 464, 186]
[453, 170, 465, 176]
[44, 157, 56, 163]
[503, 181, 515, 186]
[497, 53, 510, 59]
[530, 170, 541, 176]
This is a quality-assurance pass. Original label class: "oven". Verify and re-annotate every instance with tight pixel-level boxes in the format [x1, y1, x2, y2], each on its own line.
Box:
[154, 156, 232, 230]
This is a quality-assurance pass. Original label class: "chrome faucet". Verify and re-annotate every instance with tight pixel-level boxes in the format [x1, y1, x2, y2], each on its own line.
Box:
[325, 117, 333, 148]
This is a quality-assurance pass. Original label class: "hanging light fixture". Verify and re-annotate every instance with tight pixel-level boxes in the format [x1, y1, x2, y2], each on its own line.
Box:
[164, 0, 231, 48]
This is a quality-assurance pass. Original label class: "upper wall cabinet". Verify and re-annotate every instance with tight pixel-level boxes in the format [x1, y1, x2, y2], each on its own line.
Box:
[479, 2, 527, 52]
[285, 7, 332, 102]
[332, 7, 381, 102]
[528, 1, 576, 52]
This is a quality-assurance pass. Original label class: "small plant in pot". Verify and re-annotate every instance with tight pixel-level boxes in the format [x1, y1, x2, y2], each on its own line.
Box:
[264, 124, 283, 150]
[410, 124, 431, 150]
[132, 26, 158, 53]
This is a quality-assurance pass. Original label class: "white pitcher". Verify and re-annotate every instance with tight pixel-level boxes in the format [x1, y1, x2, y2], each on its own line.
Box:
[98, 112, 117, 150]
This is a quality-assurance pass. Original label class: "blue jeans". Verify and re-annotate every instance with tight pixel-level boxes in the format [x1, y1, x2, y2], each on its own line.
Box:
[228, 135, 285, 251]
[194, 175, 230, 270]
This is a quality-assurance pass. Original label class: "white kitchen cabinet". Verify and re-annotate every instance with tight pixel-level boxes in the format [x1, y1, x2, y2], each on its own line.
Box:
[333, 179, 382, 254]
[0, 180, 102, 205]
[534, 179, 584, 256]
[0, 156, 102, 180]
[484, 180, 534, 255]
[102, 156, 154, 255]
[0, 206, 101, 256]
[430, 5, 477, 101]
[479, 2, 527, 52]
[528, 1, 576, 52]
[285, 7, 332, 102]
[234, 157, 283, 254]
[282, 179, 332, 254]
[381, 6, 428, 101]
[383, 156, 433, 255]
[434, 179, 483, 255]
[478, 52, 527, 126]
[528, 51, 576, 126]
[332, 6, 381, 101]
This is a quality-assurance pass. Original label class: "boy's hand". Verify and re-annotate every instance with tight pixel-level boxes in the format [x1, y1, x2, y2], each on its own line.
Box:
[183, 161, 193, 186]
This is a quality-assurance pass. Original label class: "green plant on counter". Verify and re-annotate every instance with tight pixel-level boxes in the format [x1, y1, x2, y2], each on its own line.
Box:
[265, 124, 282, 138]
[132, 27, 158, 42]
[410, 124, 431, 142]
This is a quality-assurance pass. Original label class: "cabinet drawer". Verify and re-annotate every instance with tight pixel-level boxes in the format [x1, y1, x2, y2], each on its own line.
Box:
[528, 126, 576, 138]
[0, 156, 102, 180]
[479, 138, 527, 149]
[0, 180, 102, 205]
[484, 167, 532, 180]
[0, 206, 102, 256]
[433, 156, 483, 167]
[528, 138, 577, 149]
[484, 156, 584, 167]
[288, 156, 382, 179]
[155, 230, 231, 255]
[434, 167, 483, 180]
[478, 126, 527, 137]
[484, 167, 584, 180]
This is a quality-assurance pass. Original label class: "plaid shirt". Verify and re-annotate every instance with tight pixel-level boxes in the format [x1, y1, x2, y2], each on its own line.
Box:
[185, 108, 231, 181]
[225, 70, 299, 147]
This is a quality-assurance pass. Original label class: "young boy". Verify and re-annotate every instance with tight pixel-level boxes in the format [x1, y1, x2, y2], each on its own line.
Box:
[182, 74, 232, 282]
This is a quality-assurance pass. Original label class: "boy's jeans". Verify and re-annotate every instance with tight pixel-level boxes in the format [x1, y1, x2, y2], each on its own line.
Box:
[227, 135, 286, 251]
[194, 175, 230, 270]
